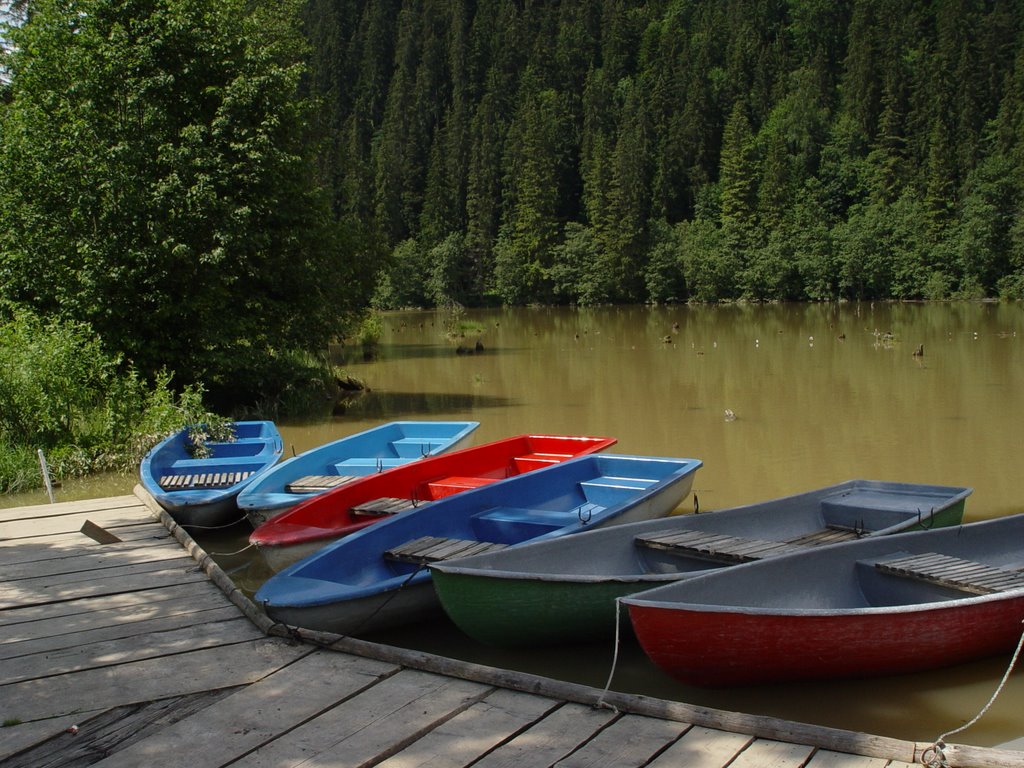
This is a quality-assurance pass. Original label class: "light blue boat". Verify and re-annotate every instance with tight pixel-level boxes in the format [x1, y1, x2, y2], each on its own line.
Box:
[237, 420, 479, 526]
[140, 420, 284, 528]
[254, 453, 702, 636]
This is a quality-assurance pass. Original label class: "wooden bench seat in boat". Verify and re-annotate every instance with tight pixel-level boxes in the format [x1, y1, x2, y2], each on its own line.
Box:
[383, 536, 508, 565]
[874, 553, 1024, 595]
[634, 529, 808, 564]
[785, 525, 864, 547]
[158, 471, 252, 490]
[285, 475, 359, 493]
[350, 497, 418, 517]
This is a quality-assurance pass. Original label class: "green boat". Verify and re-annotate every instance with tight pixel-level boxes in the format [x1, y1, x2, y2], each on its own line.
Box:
[430, 479, 972, 647]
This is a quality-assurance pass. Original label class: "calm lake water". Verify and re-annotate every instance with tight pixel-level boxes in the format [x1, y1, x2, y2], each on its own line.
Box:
[11, 302, 1024, 747]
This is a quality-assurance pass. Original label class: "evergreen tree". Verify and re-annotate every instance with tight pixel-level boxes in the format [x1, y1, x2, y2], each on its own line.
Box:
[718, 100, 760, 256]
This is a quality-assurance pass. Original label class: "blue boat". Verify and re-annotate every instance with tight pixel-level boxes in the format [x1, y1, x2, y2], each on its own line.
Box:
[140, 421, 284, 528]
[254, 453, 702, 636]
[237, 421, 480, 526]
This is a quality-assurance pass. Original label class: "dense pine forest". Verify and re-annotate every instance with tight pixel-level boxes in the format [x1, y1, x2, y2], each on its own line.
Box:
[303, 0, 1024, 306]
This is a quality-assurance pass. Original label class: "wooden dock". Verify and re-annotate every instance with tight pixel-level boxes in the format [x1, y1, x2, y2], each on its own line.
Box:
[1, 491, 1019, 768]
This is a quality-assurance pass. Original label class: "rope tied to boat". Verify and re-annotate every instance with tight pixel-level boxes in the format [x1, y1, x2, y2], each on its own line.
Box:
[919, 617, 1024, 767]
[207, 541, 256, 557]
[595, 599, 623, 713]
[180, 515, 250, 531]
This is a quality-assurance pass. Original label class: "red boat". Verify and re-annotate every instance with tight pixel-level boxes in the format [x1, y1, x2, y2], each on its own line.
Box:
[249, 434, 616, 571]
[623, 513, 1024, 687]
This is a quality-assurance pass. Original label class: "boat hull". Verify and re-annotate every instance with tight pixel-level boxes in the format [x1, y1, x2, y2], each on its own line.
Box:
[430, 480, 971, 647]
[628, 593, 1024, 687]
[238, 421, 480, 526]
[263, 581, 441, 637]
[432, 571, 648, 646]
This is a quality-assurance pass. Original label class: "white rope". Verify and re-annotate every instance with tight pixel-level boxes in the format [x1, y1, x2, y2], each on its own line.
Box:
[180, 515, 250, 530]
[920, 618, 1024, 767]
[207, 541, 257, 557]
[595, 599, 622, 712]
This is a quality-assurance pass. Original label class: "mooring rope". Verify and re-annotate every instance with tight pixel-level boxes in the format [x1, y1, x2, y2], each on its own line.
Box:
[207, 541, 257, 557]
[595, 599, 623, 712]
[920, 618, 1024, 768]
[180, 515, 250, 531]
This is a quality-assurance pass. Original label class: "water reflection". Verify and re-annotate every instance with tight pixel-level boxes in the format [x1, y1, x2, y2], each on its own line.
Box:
[8, 302, 1024, 747]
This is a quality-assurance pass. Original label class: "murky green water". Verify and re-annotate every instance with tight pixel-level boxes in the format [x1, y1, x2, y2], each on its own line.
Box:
[10, 302, 1024, 747]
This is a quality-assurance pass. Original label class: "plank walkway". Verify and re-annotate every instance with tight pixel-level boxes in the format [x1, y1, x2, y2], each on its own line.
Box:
[0, 491, 1019, 768]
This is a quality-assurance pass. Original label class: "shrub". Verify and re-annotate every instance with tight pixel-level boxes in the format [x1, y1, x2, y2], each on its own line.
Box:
[0, 312, 226, 492]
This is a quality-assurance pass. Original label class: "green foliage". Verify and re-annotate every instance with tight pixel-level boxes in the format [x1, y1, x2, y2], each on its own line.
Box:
[426, 233, 473, 305]
[0, 0, 373, 403]
[0, 312, 223, 492]
[549, 223, 609, 306]
[373, 238, 431, 309]
[678, 218, 740, 303]
[643, 219, 687, 304]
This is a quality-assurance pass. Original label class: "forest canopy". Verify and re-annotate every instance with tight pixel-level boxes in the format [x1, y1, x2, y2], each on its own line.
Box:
[303, 0, 1024, 307]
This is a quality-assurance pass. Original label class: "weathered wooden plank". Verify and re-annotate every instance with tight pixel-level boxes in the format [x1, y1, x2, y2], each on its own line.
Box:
[727, 738, 817, 768]
[1, 603, 241, 660]
[0, 496, 142, 524]
[385, 536, 508, 565]
[0, 579, 225, 629]
[646, 726, 753, 768]
[1, 540, 196, 582]
[285, 474, 357, 493]
[471, 703, 619, 768]
[786, 528, 861, 547]
[277, 622, 935, 768]
[876, 553, 1024, 595]
[806, 750, 890, 767]
[0, 711, 104, 761]
[0, 637, 310, 723]
[159, 471, 250, 489]
[351, 497, 418, 517]
[0, 506, 157, 540]
[374, 688, 561, 768]
[1, 689, 241, 768]
[0, 523, 172, 563]
[237, 668, 489, 768]
[634, 530, 805, 563]
[2, 614, 259, 684]
[66, 652, 400, 768]
[0, 557, 205, 610]
[554, 713, 689, 768]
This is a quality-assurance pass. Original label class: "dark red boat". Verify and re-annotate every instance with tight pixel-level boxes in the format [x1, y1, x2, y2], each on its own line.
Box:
[624, 512, 1024, 686]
